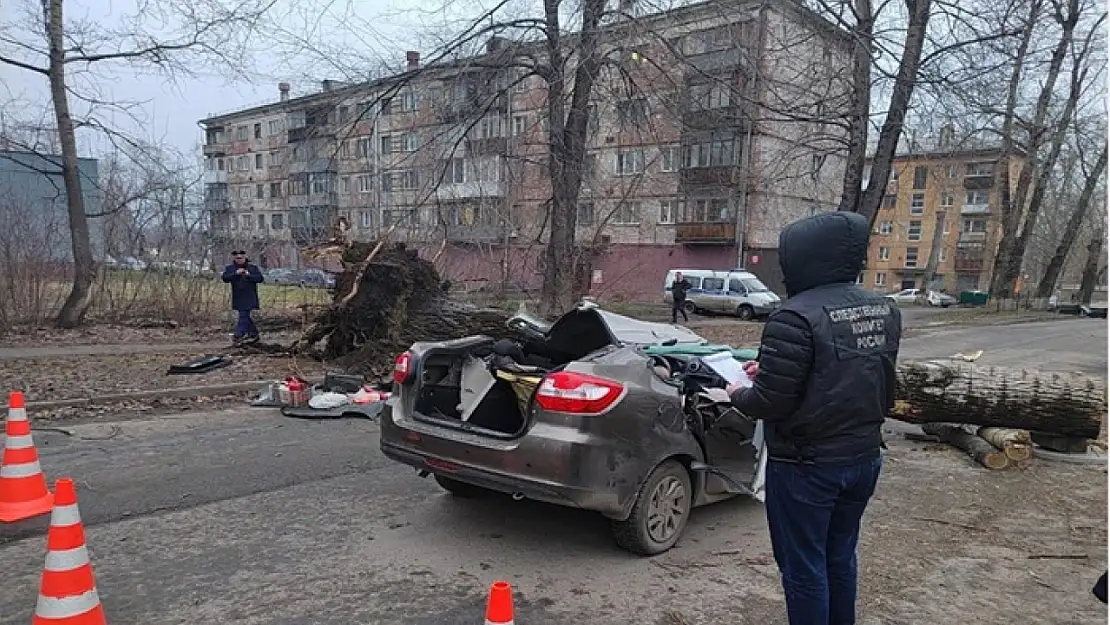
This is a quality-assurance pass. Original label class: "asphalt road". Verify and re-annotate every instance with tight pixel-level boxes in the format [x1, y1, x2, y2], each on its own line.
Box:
[0, 317, 1104, 624]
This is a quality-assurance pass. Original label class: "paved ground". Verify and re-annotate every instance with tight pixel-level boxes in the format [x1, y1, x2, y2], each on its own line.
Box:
[0, 318, 1105, 624]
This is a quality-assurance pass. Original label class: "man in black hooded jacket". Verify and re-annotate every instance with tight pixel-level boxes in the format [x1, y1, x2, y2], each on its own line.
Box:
[727, 211, 901, 625]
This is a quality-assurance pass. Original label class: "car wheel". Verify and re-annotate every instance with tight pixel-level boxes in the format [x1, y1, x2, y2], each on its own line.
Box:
[611, 459, 692, 556]
[736, 305, 755, 321]
[434, 474, 491, 498]
[682, 301, 696, 315]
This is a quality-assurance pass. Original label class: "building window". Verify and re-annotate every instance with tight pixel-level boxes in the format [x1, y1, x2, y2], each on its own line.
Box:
[913, 166, 928, 189]
[268, 151, 282, 167]
[616, 149, 645, 175]
[683, 133, 735, 168]
[268, 119, 282, 135]
[339, 141, 351, 159]
[478, 116, 503, 139]
[235, 156, 248, 171]
[878, 221, 893, 235]
[357, 174, 373, 193]
[379, 135, 393, 155]
[612, 202, 640, 225]
[255, 184, 265, 199]
[253, 123, 262, 140]
[354, 137, 371, 158]
[336, 106, 350, 123]
[689, 83, 730, 110]
[938, 248, 947, 263]
[943, 219, 951, 235]
[311, 174, 330, 194]
[659, 200, 676, 224]
[855, 273, 864, 285]
[963, 218, 987, 233]
[910, 193, 925, 215]
[269, 182, 282, 198]
[339, 177, 350, 194]
[257, 214, 266, 230]
[236, 125, 248, 141]
[904, 248, 919, 269]
[512, 115, 526, 136]
[881, 194, 896, 209]
[878, 246, 890, 261]
[578, 202, 595, 225]
[661, 146, 678, 172]
[271, 213, 284, 230]
[360, 211, 374, 229]
[255, 154, 264, 170]
[401, 132, 420, 151]
[616, 98, 649, 126]
[946, 164, 958, 178]
[289, 174, 308, 196]
[875, 272, 886, 287]
[965, 189, 989, 206]
[444, 158, 467, 184]
[684, 198, 730, 222]
[907, 220, 922, 241]
[940, 191, 954, 207]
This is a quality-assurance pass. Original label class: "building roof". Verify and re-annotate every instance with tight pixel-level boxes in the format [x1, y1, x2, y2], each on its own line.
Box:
[199, 0, 851, 127]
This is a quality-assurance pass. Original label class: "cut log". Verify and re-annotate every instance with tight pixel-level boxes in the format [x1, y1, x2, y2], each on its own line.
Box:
[921, 423, 1011, 470]
[977, 427, 1033, 462]
[892, 361, 1107, 439]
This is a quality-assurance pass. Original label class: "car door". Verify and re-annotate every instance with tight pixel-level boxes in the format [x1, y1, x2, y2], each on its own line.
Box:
[700, 277, 728, 313]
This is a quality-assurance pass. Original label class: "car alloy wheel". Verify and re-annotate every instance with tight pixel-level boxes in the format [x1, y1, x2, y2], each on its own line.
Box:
[646, 475, 687, 544]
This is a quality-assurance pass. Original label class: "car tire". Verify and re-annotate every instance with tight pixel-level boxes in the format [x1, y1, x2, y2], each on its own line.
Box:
[682, 301, 696, 315]
[434, 474, 491, 498]
[736, 305, 755, 321]
[611, 459, 692, 556]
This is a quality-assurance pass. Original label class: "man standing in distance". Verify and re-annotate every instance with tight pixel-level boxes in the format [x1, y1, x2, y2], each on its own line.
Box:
[670, 271, 692, 323]
[727, 212, 901, 625]
[221, 249, 265, 345]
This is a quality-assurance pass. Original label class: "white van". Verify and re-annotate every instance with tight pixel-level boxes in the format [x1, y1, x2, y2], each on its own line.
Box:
[663, 269, 782, 320]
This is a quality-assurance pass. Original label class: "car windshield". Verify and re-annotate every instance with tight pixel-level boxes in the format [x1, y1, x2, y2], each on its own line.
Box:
[739, 278, 770, 293]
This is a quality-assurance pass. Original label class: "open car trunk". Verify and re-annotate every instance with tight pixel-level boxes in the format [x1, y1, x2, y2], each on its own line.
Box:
[410, 304, 705, 437]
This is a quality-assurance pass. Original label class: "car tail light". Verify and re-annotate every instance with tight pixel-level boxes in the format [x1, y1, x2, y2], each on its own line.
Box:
[394, 351, 413, 384]
[534, 371, 625, 415]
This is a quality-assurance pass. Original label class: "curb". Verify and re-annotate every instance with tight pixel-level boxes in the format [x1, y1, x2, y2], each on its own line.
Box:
[1, 380, 276, 411]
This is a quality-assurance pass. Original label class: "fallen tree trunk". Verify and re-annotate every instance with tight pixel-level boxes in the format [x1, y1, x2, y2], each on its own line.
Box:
[921, 423, 1011, 470]
[892, 361, 1106, 439]
[977, 427, 1033, 462]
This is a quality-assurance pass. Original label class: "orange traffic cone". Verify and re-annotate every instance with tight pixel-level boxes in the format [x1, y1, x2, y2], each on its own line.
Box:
[33, 478, 107, 625]
[484, 581, 514, 625]
[0, 391, 53, 522]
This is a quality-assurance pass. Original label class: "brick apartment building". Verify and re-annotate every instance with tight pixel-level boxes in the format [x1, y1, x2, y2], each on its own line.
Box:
[198, 0, 854, 299]
[860, 144, 1022, 294]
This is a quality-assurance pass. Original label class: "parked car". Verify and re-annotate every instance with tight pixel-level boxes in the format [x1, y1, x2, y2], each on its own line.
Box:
[662, 268, 781, 320]
[379, 301, 769, 556]
[263, 268, 300, 285]
[925, 290, 957, 308]
[885, 288, 922, 305]
[300, 268, 336, 289]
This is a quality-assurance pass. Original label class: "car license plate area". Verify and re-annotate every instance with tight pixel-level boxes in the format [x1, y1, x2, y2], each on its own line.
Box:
[425, 458, 461, 473]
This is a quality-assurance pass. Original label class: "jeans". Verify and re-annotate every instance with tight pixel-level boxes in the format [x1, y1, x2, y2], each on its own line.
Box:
[234, 309, 259, 340]
[671, 300, 689, 323]
[765, 456, 883, 625]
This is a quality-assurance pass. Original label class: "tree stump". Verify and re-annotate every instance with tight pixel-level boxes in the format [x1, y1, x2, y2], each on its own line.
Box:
[892, 361, 1106, 439]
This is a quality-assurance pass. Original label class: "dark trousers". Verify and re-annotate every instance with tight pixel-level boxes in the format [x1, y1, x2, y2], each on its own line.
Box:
[671, 299, 688, 323]
[765, 456, 883, 625]
[234, 309, 259, 339]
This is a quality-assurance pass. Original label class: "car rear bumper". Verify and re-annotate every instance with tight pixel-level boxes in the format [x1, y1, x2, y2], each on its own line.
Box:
[379, 404, 633, 518]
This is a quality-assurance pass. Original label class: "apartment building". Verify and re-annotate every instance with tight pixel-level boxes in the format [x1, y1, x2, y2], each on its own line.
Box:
[199, 0, 854, 298]
[860, 145, 1021, 294]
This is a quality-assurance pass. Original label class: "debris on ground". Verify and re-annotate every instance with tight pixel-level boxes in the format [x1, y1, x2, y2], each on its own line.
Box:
[165, 355, 233, 375]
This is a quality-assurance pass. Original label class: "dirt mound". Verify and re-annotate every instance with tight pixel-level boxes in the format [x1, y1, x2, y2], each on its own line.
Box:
[296, 242, 512, 379]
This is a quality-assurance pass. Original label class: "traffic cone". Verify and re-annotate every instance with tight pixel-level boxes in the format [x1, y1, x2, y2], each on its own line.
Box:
[484, 581, 514, 625]
[33, 478, 107, 625]
[0, 391, 53, 522]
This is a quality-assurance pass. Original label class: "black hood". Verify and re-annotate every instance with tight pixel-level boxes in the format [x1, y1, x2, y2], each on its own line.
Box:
[779, 212, 870, 297]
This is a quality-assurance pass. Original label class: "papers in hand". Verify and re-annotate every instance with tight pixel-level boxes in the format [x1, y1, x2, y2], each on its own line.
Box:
[702, 351, 753, 388]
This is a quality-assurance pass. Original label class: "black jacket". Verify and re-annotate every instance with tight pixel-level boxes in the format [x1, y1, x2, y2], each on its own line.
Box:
[671, 278, 691, 301]
[731, 212, 902, 465]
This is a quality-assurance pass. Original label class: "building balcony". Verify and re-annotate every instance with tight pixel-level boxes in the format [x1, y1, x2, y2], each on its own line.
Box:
[681, 106, 751, 131]
[954, 256, 985, 272]
[435, 180, 505, 200]
[675, 220, 736, 245]
[203, 170, 228, 184]
[685, 48, 746, 73]
[202, 143, 227, 157]
[680, 166, 740, 187]
[466, 137, 508, 155]
[963, 175, 994, 190]
[961, 203, 990, 215]
[958, 231, 987, 245]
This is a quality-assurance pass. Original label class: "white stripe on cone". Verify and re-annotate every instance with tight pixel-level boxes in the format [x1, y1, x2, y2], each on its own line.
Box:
[0, 460, 43, 479]
[35, 589, 101, 619]
[49, 503, 82, 527]
[44, 545, 90, 572]
[6, 407, 27, 422]
[3, 434, 34, 449]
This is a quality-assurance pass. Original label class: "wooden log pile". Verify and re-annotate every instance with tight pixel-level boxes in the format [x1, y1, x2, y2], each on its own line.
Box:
[892, 360, 1106, 469]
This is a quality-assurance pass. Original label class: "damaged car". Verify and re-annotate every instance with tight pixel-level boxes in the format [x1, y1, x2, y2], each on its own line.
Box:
[379, 301, 768, 555]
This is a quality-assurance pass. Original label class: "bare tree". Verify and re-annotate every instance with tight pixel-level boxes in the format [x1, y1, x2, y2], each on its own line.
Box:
[0, 0, 284, 326]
